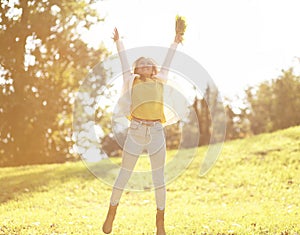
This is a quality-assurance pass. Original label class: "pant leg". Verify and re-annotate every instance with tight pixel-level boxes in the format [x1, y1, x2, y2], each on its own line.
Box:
[110, 150, 140, 205]
[110, 124, 145, 205]
[147, 124, 166, 210]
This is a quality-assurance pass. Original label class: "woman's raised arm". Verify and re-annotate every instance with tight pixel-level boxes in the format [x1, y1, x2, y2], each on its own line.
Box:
[112, 28, 131, 80]
[159, 33, 183, 78]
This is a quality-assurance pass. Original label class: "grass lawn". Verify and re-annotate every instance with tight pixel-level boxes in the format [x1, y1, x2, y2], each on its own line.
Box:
[0, 126, 299, 234]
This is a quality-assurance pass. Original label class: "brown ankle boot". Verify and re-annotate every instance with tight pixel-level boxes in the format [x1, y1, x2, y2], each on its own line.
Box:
[102, 204, 118, 234]
[156, 209, 166, 235]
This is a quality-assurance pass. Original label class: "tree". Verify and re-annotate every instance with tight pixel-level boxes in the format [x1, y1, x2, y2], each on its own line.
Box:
[0, 0, 108, 166]
[224, 102, 252, 140]
[245, 68, 300, 134]
[271, 68, 300, 130]
[192, 85, 227, 146]
[192, 88, 211, 146]
[245, 82, 274, 134]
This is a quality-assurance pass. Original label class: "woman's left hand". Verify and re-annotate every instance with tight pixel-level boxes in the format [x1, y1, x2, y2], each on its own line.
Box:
[174, 33, 183, 44]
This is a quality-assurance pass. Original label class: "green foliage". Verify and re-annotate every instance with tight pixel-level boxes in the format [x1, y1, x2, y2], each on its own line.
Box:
[0, 126, 299, 234]
[245, 68, 300, 134]
[0, 0, 108, 166]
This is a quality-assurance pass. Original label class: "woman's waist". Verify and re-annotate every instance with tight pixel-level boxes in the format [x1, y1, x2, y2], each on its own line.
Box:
[131, 116, 161, 126]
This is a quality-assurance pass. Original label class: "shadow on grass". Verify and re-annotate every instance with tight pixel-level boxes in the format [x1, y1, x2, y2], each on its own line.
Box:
[0, 159, 118, 204]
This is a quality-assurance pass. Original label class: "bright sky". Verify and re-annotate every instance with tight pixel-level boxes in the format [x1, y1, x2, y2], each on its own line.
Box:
[84, 0, 300, 99]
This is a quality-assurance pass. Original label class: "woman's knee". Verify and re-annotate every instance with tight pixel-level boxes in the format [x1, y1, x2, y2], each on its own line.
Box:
[152, 170, 165, 187]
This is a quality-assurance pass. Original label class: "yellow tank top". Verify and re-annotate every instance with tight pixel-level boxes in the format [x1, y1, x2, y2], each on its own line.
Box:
[129, 76, 166, 123]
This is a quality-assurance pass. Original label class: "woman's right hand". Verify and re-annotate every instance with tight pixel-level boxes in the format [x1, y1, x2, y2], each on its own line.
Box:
[112, 27, 119, 42]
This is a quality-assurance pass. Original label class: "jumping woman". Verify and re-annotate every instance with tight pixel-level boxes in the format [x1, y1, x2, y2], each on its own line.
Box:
[103, 17, 186, 235]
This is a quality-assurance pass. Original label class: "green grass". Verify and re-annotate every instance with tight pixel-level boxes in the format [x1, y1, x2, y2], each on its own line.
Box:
[1, 126, 300, 235]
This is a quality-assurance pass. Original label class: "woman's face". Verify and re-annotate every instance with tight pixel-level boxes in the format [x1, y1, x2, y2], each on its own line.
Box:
[136, 58, 153, 77]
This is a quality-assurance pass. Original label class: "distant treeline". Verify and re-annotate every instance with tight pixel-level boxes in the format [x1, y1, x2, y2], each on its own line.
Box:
[190, 68, 300, 146]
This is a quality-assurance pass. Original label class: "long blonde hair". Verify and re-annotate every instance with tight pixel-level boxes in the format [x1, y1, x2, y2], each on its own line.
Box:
[132, 57, 158, 78]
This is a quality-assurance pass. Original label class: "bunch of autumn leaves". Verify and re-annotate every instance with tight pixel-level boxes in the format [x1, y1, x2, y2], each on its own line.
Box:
[175, 15, 187, 41]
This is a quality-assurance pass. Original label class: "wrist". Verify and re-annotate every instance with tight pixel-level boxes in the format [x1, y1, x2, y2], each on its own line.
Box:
[171, 42, 178, 49]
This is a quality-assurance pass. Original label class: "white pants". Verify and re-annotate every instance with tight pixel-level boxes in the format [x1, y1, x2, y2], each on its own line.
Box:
[110, 120, 166, 210]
